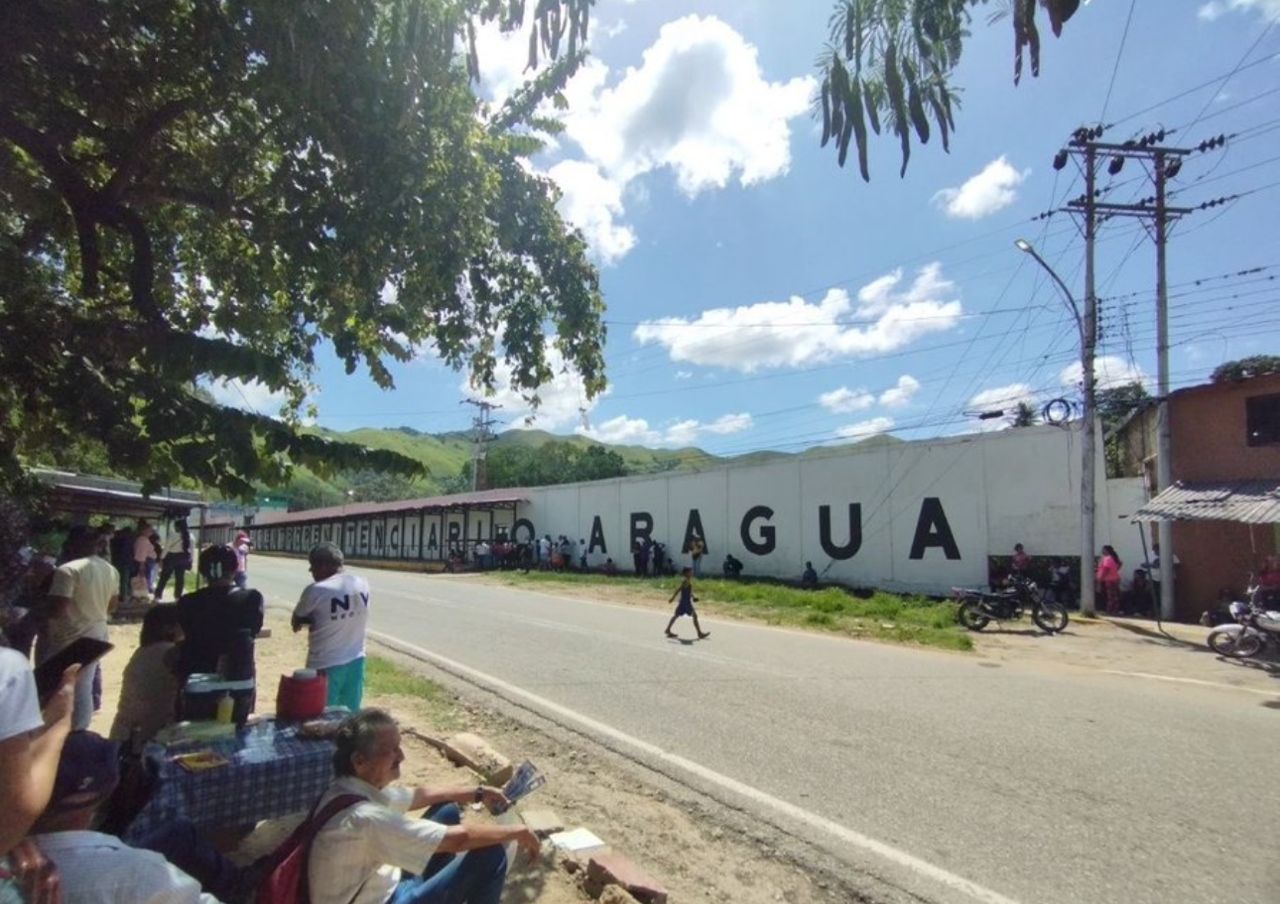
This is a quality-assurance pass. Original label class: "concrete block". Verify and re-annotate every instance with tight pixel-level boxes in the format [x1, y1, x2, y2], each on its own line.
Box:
[440, 732, 513, 785]
[586, 852, 668, 904]
[520, 807, 565, 837]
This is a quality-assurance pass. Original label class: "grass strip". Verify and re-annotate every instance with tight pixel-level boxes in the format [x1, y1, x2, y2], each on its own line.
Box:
[497, 571, 971, 651]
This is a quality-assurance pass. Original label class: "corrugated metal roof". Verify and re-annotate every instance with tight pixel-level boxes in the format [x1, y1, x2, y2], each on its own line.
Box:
[252, 487, 529, 526]
[1131, 479, 1280, 524]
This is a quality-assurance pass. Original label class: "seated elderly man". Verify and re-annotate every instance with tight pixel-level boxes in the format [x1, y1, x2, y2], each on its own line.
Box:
[310, 708, 540, 904]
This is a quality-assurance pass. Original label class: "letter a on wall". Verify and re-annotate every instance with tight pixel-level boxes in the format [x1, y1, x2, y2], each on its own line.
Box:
[682, 509, 708, 554]
[909, 497, 961, 560]
[588, 516, 607, 554]
[818, 504, 862, 560]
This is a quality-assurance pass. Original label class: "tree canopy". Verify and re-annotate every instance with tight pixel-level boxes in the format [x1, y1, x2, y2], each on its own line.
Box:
[1, 0, 604, 500]
[817, 0, 1082, 180]
[470, 440, 627, 489]
[1211, 355, 1280, 383]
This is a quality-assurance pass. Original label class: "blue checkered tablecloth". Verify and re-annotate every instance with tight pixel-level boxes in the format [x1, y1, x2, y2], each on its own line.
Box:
[126, 718, 337, 839]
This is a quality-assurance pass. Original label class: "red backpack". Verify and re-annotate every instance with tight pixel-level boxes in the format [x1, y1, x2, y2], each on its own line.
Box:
[254, 793, 365, 904]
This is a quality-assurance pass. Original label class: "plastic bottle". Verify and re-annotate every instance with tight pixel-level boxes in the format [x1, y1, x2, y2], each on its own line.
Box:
[215, 692, 233, 724]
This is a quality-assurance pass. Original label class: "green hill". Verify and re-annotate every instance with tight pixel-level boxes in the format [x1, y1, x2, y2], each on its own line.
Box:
[270, 426, 897, 511]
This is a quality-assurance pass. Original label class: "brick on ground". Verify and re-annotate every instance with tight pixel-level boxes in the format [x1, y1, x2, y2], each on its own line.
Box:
[440, 732, 513, 785]
[519, 807, 565, 838]
[585, 852, 668, 904]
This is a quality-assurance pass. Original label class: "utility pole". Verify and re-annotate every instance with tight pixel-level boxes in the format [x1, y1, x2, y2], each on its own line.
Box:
[1080, 142, 1098, 619]
[1154, 152, 1175, 622]
[461, 399, 501, 492]
[1057, 127, 1193, 619]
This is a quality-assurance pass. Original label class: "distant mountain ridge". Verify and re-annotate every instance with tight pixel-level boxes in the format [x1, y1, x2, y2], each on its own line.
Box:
[274, 425, 900, 510]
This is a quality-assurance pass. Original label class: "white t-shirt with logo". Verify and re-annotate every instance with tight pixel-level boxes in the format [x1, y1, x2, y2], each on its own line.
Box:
[45, 555, 119, 656]
[293, 571, 371, 670]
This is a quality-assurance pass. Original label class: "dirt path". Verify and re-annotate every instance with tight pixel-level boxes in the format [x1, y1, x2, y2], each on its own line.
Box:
[93, 613, 855, 904]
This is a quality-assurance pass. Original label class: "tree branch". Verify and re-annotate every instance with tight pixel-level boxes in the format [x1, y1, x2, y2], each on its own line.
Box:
[104, 98, 195, 201]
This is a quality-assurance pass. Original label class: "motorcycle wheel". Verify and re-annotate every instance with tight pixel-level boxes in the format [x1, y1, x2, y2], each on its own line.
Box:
[1032, 603, 1069, 634]
[957, 599, 990, 631]
[1208, 629, 1264, 658]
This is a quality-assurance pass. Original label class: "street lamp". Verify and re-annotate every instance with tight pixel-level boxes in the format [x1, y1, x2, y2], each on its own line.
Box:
[1015, 238, 1098, 618]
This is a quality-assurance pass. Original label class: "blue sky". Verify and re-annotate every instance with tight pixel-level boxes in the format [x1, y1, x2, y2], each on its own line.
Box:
[210, 0, 1280, 458]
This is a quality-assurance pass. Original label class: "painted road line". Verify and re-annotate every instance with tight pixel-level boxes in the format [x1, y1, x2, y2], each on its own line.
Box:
[1099, 669, 1277, 696]
[369, 629, 1024, 904]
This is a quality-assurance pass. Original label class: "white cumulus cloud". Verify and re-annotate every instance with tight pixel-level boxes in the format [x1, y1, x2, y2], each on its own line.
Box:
[633, 263, 962, 372]
[835, 416, 895, 440]
[578, 410, 753, 447]
[546, 160, 637, 265]
[1198, 0, 1280, 21]
[968, 382, 1035, 432]
[564, 15, 815, 195]
[933, 156, 1029, 219]
[818, 387, 876, 413]
[1059, 355, 1149, 391]
[879, 374, 921, 408]
[205, 378, 289, 416]
[969, 383, 1035, 411]
[462, 345, 603, 431]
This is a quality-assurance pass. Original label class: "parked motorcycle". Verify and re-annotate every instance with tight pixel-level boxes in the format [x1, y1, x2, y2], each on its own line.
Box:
[1206, 580, 1280, 658]
[954, 576, 1069, 634]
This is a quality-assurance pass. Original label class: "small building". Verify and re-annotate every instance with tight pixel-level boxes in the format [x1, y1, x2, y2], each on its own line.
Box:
[1113, 373, 1280, 619]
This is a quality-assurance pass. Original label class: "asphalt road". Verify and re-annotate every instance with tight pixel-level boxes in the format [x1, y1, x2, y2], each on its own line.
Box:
[251, 556, 1280, 904]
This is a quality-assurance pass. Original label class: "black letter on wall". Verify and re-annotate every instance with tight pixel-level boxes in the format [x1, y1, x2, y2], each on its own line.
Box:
[426, 523, 438, 551]
[740, 506, 776, 555]
[512, 519, 535, 544]
[629, 512, 653, 550]
[588, 516, 607, 554]
[909, 498, 961, 560]
[682, 509, 708, 554]
[818, 504, 863, 560]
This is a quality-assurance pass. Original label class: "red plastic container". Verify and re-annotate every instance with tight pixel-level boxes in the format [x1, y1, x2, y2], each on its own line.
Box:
[276, 672, 327, 721]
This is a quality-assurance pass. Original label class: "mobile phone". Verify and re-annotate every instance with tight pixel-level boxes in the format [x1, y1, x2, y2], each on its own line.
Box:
[34, 637, 114, 702]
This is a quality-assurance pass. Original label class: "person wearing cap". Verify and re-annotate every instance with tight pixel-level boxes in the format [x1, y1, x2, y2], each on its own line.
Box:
[292, 543, 371, 712]
[308, 709, 538, 904]
[19, 731, 223, 903]
[176, 545, 263, 684]
[43, 526, 119, 729]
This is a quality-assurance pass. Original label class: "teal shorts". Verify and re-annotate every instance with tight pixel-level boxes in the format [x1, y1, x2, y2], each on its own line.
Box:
[321, 657, 365, 713]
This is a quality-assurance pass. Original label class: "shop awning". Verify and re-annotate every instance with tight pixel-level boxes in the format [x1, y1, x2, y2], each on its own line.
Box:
[1131, 479, 1280, 524]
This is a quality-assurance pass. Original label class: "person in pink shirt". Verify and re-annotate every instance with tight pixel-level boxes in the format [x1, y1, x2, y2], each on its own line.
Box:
[1095, 545, 1123, 614]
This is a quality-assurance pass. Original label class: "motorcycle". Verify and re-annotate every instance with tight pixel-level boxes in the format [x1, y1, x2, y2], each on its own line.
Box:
[1206, 580, 1280, 659]
[954, 575, 1069, 634]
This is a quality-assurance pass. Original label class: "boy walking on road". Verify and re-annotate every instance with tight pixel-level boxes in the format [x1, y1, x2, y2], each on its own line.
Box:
[665, 567, 710, 640]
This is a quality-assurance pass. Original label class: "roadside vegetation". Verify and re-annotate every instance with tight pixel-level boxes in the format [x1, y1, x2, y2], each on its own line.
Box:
[497, 572, 971, 652]
[365, 655, 459, 728]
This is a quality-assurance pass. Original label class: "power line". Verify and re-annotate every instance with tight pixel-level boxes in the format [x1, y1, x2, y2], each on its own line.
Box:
[1100, 0, 1138, 123]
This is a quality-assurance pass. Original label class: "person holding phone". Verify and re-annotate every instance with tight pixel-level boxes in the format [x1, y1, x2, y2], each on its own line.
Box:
[0, 645, 78, 858]
[42, 526, 119, 730]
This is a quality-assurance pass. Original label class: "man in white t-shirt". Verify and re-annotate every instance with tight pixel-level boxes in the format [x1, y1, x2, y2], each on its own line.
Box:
[45, 526, 119, 729]
[292, 543, 371, 712]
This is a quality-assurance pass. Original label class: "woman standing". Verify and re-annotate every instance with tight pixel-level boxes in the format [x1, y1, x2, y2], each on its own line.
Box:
[1096, 545, 1123, 614]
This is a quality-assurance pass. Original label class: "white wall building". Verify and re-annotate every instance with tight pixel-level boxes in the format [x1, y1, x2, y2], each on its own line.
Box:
[250, 422, 1149, 595]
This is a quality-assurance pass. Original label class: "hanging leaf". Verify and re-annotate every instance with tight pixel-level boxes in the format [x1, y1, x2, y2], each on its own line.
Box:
[820, 77, 832, 147]
[847, 75, 870, 181]
[926, 90, 950, 152]
[905, 62, 929, 144]
[527, 22, 538, 70]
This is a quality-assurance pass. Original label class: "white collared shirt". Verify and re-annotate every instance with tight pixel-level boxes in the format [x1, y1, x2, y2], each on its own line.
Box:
[307, 776, 446, 904]
[30, 831, 219, 903]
